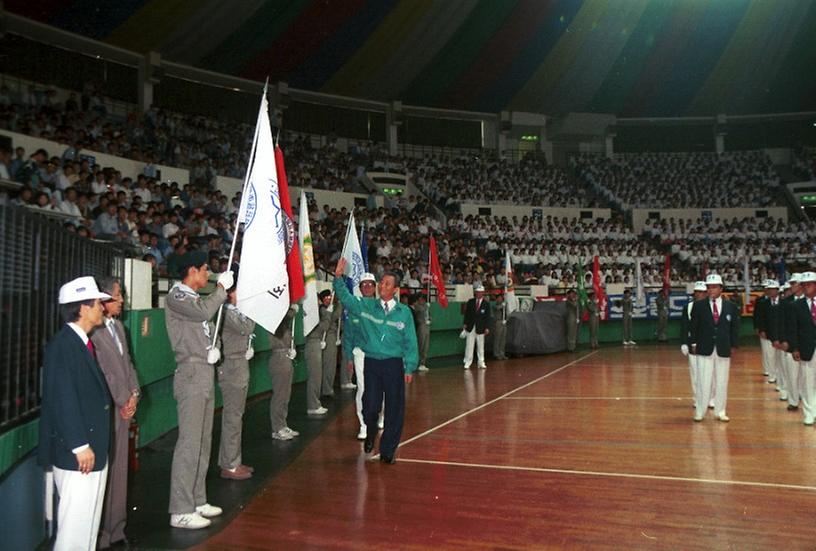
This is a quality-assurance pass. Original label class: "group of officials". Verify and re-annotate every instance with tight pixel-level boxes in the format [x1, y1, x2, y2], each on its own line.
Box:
[753, 272, 816, 425]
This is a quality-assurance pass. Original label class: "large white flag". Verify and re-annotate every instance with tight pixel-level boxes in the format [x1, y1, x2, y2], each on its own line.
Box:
[504, 250, 519, 315]
[341, 213, 365, 296]
[236, 91, 290, 333]
[299, 190, 320, 337]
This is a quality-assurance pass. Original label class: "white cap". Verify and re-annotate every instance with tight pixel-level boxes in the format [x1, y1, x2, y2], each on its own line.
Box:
[799, 272, 816, 283]
[789, 273, 802, 283]
[705, 274, 723, 286]
[360, 272, 376, 283]
[764, 279, 780, 289]
[474, 284, 485, 292]
[58, 276, 112, 304]
[780, 282, 790, 291]
[693, 281, 707, 292]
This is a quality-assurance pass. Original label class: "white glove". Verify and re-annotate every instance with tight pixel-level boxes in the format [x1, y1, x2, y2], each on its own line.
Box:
[286, 348, 297, 360]
[217, 270, 234, 289]
[290, 304, 300, 313]
[335, 338, 342, 346]
[352, 347, 364, 359]
[459, 329, 468, 339]
[207, 346, 221, 365]
[320, 340, 326, 350]
[425, 320, 431, 325]
[245, 344, 255, 361]
[680, 344, 689, 357]
[502, 320, 507, 326]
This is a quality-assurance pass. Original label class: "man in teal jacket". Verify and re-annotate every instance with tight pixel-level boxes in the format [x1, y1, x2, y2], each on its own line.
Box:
[333, 258, 417, 464]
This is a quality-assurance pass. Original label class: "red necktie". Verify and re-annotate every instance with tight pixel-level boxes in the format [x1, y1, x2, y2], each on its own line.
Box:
[811, 299, 816, 325]
[86, 339, 96, 359]
[712, 300, 719, 324]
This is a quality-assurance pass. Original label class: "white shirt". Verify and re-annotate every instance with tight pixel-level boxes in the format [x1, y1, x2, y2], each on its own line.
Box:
[380, 298, 396, 314]
[710, 297, 722, 316]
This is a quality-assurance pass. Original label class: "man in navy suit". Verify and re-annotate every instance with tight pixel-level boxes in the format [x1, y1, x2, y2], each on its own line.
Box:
[461, 284, 492, 369]
[690, 274, 740, 422]
[790, 272, 816, 425]
[39, 276, 112, 551]
[680, 281, 708, 409]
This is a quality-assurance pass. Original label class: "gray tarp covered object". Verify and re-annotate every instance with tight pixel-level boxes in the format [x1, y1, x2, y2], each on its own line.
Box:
[506, 300, 567, 355]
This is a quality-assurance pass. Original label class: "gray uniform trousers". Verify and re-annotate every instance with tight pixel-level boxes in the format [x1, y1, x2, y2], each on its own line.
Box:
[268, 350, 294, 432]
[305, 336, 324, 411]
[623, 314, 633, 342]
[169, 362, 214, 514]
[417, 323, 430, 365]
[589, 313, 599, 348]
[492, 320, 507, 359]
[217, 357, 249, 470]
[321, 308, 341, 395]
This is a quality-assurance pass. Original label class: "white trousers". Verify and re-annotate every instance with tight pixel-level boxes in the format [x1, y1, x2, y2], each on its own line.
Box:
[800, 359, 816, 423]
[464, 330, 485, 368]
[688, 353, 699, 407]
[696, 352, 730, 418]
[760, 338, 774, 378]
[53, 463, 108, 551]
[784, 352, 801, 406]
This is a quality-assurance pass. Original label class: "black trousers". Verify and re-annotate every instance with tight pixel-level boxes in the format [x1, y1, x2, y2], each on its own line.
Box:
[362, 357, 405, 457]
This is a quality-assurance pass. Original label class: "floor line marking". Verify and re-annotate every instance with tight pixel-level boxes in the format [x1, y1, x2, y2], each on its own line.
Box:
[502, 396, 773, 401]
[396, 457, 816, 493]
[399, 351, 598, 449]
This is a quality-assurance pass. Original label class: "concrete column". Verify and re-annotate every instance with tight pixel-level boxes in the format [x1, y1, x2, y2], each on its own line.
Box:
[605, 134, 615, 159]
[715, 133, 725, 154]
[137, 52, 161, 113]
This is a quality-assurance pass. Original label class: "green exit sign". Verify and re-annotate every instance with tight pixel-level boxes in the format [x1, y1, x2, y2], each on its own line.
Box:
[801, 195, 816, 204]
[521, 135, 539, 141]
[382, 187, 404, 196]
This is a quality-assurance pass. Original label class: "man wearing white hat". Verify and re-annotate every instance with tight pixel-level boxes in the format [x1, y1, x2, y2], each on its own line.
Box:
[754, 280, 781, 383]
[790, 272, 816, 425]
[461, 283, 492, 369]
[780, 274, 805, 409]
[39, 276, 112, 551]
[690, 273, 740, 422]
[681, 281, 708, 409]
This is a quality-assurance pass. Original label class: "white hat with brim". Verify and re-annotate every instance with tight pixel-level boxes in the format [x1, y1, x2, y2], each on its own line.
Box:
[705, 274, 723, 286]
[474, 284, 485, 292]
[780, 282, 790, 291]
[693, 281, 707, 292]
[764, 279, 780, 289]
[360, 272, 376, 283]
[789, 273, 802, 283]
[58, 276, 112, 304]
[799, 272, 816, 283]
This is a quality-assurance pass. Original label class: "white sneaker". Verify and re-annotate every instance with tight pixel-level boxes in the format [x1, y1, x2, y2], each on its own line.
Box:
[357, 426, 367, 440]
[170, 512, 211, 529]
[283, 427, 300, 437]
[628, 340, 636, 345]
[195, 503, 223, 518]
[340, 383, 357, 390]
[622, 341, 628, 346]
[418, 365, 429, 372]
[717, 413, 730, 423]
[780, 393, 789, 401]
[804, 417, 815, 426]
[478, 363, 487, 369]
[307, 407, 328, 415]
[463, 364, 471, 370]
[377, 415, 384, 430]
[272, 428, 294, 441]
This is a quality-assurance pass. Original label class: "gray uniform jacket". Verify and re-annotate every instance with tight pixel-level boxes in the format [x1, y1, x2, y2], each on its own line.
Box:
[622, 297, 633, 317]
[269, 308, 296, 350]
[307, 305, 332, 342]
[222, 305, 255, 360]
[165, 283, 227, 364]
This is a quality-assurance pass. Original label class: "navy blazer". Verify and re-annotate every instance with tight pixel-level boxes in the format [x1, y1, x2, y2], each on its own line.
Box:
[680, 299, 696, 347]
[790, 298, 816, 362]
[753, 296, 768, 332]
[690, 298, 740, 358]
[38, 325, 112, 471]
[462, 297, 492, 334]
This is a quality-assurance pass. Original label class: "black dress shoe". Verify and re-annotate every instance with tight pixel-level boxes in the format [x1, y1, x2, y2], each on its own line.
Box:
[364, 434, 375, 453]
[379, 455, 396, 464]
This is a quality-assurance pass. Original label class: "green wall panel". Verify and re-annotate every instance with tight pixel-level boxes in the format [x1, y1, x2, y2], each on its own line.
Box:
[0, 419, 39, 476]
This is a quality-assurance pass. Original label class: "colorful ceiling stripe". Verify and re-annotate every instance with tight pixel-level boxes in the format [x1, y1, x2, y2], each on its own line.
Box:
[8, 0, 816, 116]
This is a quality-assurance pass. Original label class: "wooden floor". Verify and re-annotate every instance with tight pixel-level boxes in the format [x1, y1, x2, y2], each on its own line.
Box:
[196, 344, 816, 550]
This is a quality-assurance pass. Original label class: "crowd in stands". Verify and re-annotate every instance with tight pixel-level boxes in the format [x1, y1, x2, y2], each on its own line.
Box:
[792, 147, 816, 181]
[572, 151, 781, 209]
[410, 155, 601, 212]
[646, 216, 816, 285]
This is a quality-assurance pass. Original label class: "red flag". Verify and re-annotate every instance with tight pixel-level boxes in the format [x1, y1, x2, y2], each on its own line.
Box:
[592, 255, 608, 321]
[428, 235, 448, 308]
[274, 146, 305, 303]
[662, 254, 671, 295]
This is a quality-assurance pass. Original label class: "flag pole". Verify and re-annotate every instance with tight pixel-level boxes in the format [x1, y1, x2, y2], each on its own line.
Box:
[427, 236, 432, 303]
[209, 79, 268, 352]
[503, 250, 508, 323]
[323, 212, 354, 343]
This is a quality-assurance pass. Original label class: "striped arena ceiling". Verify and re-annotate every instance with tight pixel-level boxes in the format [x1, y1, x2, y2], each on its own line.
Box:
[8, 0, 816, 117]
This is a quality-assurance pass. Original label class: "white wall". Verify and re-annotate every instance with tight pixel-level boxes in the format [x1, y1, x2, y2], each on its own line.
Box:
[1, 130, 190, 184]
[460, 204, 611, 220]
[631, 207, 789, 232]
